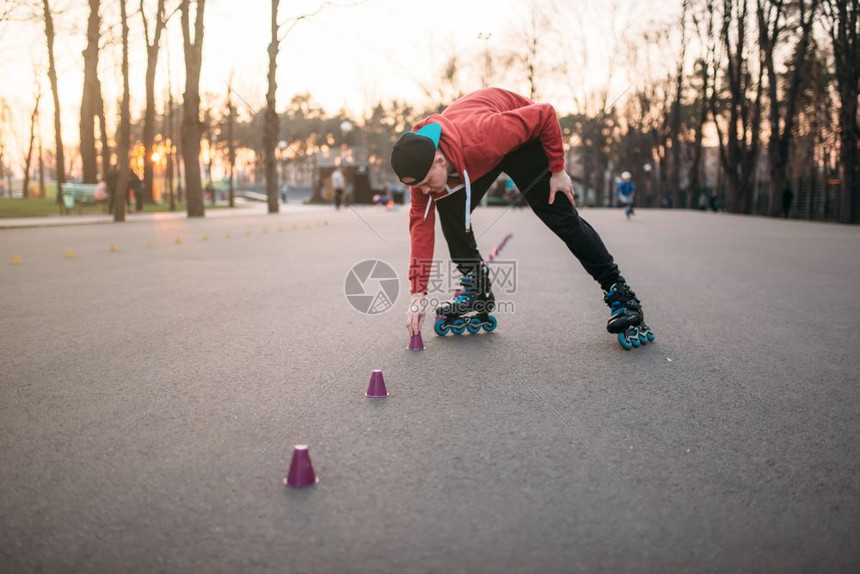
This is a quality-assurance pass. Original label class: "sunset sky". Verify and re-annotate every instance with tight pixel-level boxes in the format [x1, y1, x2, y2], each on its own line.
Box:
[0, 0, 678, 174]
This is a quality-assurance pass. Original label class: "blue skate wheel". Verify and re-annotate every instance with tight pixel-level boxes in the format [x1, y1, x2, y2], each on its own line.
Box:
[630, 330, 641, 348]
[637, 329, 649, 345]
[466, 318, 481, 334]
[482, 315, 498, 332]
[434, 318, 450, 336]
[450, 318, 467, 336]
[617, 332, 632, 350]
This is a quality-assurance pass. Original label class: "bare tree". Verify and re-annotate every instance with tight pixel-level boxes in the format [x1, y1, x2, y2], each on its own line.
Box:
[417, 54, 463, 113]
[264, 0, 280, 214]
[757, 0, 818, 216]
[0, 100, 8, 191]
[166, 92, 177, 211]
[80, 0, 105, 184]
[115, 0, 131, 222]
[180, 0, 206, 217]
[667, 0, 691, 208]
[140, 0, 171, 206]
[165, 39, 177, 210]
[22, 86, 42, 199]
[711, 0, 763, 213]
[37, 136, 45, 198]
[688, 0, 718, 207]
[509, 0, 562, 100]
[823, 0, 859, 223]
[263, 1, 333, 210]
[42, 0, 65, 213]
[225, 72, 236, 208]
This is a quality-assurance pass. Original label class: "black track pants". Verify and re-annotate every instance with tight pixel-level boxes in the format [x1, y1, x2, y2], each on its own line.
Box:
[435, 139, 623, 291]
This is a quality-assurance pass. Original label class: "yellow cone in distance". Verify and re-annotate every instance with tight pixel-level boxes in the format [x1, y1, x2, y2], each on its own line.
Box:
[65, 249, 74, 258]
[225, 231, 231, 239]
[11, 255, 21, 265]
[146, 240, 153, 248]
[202, 234, 208, 241]
[175, 237, 182, 245]
[110, 244, 117, 253]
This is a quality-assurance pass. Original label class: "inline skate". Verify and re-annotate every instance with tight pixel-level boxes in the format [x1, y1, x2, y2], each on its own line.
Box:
[604, 282, 655, 350]
[434, 265, 497, 336]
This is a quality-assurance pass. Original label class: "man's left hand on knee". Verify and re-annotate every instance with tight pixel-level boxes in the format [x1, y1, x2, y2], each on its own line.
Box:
[549, 171, 575, 206]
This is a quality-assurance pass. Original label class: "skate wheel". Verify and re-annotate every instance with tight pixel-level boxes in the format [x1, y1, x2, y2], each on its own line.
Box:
[466, 318, 481, 334]
[434, 318, 450, 337]
[450, 318, 467, 336]
[643, 325, 656, 342]
[482, 315, 498, 332]
[617, 332, 632, 350]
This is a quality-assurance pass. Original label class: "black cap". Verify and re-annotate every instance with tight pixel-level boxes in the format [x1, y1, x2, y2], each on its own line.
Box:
[390, 124, 441, 184]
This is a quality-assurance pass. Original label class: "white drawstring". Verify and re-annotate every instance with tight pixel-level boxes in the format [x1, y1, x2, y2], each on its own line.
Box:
[423, 194, 433, 220]
[420, 170, 471, 232]
[464, 169, 472, 232]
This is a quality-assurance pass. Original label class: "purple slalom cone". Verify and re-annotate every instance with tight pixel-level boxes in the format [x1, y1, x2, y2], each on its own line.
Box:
[365, 370, 389, 397]
[284, 444, 318, 488]
[408, 333, 424, 351]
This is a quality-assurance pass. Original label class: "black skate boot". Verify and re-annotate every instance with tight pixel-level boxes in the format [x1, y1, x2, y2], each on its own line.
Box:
[434, 265, 497, 336]
[603, 282, 655, 350]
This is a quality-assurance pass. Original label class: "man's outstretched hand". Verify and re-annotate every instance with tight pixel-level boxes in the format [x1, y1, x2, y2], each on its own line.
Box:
[548, 171, 575, 206]
[406, 293, 428, 336]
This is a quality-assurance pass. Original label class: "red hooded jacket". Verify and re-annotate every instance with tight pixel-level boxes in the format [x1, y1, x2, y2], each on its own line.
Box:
[407, 88, 566, 293]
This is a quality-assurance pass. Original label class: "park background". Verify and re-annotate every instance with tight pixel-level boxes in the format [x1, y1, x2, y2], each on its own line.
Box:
[0, 0, 856, 223]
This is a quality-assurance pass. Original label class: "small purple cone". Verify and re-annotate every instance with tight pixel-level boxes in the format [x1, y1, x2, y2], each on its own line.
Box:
[284, 444, 318, 488]
[408, 333, 424, 351]
[365, 369, 389, 397]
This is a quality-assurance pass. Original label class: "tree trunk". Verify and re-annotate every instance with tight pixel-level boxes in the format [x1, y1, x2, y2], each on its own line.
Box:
[38, 138, 45, 198]
[23, 92, 40, 199]
[264, 0, 280, 214]
[97, 88, 110, 176]
[43, 0, 65, 214]
[181, 0, 206, 218]
[115, 0, 130, 223]
[226, 76, 235, 208]
[688, 59, 710, 206]
[759, 0, 817, 217]
[167, 91, 176, 211]
[838, 86, 858, 223]
[713, 0, 761, 215]
[80, 0, 100, 184]
[166, 46, 176, 211]
[670, 0, 688, 208]
[829, 0, 859, 223]
[141, 0, 167, 207]
[689, 1, 717, 209]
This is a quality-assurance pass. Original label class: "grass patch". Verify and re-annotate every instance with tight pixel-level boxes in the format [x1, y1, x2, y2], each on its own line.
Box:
[0, 198, 246, 218]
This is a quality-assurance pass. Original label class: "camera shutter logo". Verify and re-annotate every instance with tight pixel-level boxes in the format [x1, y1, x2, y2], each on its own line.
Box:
[345, 260, 399, 314]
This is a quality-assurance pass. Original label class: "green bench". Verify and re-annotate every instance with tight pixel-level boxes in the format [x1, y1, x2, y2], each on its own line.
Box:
[62, 184, 99, 212]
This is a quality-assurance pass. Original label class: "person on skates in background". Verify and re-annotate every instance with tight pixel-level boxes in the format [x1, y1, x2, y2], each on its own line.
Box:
[390, 87, 654, 349]
[615, 171, 635, 219]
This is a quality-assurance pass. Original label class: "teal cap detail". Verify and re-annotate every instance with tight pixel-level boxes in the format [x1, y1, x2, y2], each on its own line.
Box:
[415, 123, 441, 147]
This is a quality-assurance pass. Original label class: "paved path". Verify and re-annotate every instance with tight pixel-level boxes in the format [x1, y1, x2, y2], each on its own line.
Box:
[0, 200, 335, 229]
[1, 206, 858, 573]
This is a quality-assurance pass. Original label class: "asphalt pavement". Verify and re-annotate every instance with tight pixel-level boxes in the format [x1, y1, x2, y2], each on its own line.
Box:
[1, 204, 858, 573]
